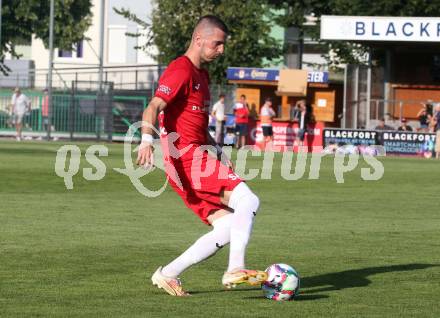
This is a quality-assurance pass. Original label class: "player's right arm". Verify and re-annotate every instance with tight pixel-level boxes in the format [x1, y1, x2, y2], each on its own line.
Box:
[136, 97, 167, 168]
[137, 61, 190, 168]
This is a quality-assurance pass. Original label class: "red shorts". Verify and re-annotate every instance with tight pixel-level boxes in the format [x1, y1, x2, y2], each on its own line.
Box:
[163, 143, 242, 225]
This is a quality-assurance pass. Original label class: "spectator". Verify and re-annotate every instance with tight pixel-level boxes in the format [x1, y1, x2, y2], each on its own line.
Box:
[397, 118, 413, 131]
[290, 100, 300, 121]
[41, 88, 49, 132]
[211, 93, 226, 146]
[375, 118, 394, 131]
[249, 103, 258, 120]
[416, 104, 431, 132]
[11, 87, 31, 141]
[234, 94, 249, 148]
[260, 97, 276, 149]
[293, 99, 312, 146]
[433, 103, 440, 159]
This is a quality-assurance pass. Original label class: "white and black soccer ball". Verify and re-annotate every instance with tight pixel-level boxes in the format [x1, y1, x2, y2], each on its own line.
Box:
[262, 263, 300, 301]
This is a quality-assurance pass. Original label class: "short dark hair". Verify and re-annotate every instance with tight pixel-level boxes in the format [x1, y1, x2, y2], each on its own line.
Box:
[195, 15, 229, 34]
[240, 94, 246, 99]
[219, 93, 225, 98]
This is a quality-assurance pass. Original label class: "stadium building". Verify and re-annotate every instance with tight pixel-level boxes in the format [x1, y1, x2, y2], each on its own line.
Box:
[1, 0, 158, 90]
[321, 16, 440, 130]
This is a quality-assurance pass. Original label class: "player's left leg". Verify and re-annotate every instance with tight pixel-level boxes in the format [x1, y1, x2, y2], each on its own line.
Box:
[153, 210, 232, 296]
[220, 182, 267, 288]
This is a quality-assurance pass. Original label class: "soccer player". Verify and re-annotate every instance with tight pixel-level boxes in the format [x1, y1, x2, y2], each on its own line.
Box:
[136, 15, 266, 297]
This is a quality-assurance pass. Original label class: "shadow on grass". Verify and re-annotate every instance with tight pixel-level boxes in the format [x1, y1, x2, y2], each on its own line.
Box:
[191, 288, 329, 301]
[301, 263, 437, 294]
[244, 294, 329, 301]
[188, 263, 437, 300]
[190, 287, 258, 295]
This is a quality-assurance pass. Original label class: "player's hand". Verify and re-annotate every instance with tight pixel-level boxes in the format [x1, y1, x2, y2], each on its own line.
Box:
[225, 158, 235, 171]
[136, 142, 155, 170]
[219, 154, 234, 171]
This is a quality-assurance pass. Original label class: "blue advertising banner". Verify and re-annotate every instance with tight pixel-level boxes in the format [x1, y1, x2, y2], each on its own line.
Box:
[226, 67, 280, 81]
[323, 128, 436, 157]
[323, 128, 378, 146]
[227, 67, 329, 83]
[381, 131, 436, 156]
[209, 114, 236, 127]
[307, 71, 329, 83]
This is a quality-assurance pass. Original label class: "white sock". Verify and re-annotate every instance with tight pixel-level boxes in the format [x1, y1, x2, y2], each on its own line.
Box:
[161, 213, 232, 278]
[227, 182, 260, 272]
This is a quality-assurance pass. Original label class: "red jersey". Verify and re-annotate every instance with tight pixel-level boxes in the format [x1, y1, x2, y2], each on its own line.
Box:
[234, 102, 249, 124]
[155, 56, 210, 147]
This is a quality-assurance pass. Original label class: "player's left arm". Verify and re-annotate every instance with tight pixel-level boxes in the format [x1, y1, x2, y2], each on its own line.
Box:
[206, 130, 222, 156]
[206, 130, 234, 170]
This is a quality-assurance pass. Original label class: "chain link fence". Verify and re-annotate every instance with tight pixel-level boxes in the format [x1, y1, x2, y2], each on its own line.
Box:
[0, 81, 151, 141]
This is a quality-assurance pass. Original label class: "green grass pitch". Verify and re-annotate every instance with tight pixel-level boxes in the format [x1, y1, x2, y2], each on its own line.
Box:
[0, 140, 439, 317]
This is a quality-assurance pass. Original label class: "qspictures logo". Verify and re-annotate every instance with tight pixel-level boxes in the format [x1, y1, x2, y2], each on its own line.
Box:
[54, 122, 386, 198]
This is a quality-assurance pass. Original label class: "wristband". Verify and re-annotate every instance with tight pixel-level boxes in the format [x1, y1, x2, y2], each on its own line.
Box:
[215, 144, 223, 154]
[215, 144, 223, 160]
[141, 133, 154, 144]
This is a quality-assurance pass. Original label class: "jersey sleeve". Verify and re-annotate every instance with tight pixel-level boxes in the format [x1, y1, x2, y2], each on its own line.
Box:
[154, 67, 190, 105]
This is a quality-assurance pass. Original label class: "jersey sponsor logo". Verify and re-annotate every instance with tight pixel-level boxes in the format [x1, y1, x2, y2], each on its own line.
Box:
[193, 83, 201, 91]
[191, 105, 209, 113]
[159, 126, 168, 136]
[228, 173, 240, 181]
[157, 84, 172, 95]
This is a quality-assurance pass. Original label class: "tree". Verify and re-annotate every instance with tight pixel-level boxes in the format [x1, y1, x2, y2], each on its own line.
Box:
[1, 0, 92, 73]
[116, 0, 283, 84]
[268, 0, 440, 68]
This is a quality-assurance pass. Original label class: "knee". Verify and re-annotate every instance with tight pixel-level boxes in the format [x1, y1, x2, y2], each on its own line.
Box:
[244, 192, 260, 215]
[239, 189, 259, 206]
[228, 182, 260, 213]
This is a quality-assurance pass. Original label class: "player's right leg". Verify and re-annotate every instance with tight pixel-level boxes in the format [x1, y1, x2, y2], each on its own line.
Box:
[152, 210, 233, 296]
[151, 267, 190, 297]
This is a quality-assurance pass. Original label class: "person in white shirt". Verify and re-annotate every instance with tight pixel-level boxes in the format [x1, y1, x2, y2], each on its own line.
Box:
[260, 97, 276, 149]
[11, 87, 31, 141]
[211, 93, 226, 145]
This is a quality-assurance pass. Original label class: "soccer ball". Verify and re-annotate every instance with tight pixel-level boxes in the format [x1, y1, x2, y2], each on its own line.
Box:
[262, 263, 300, 301]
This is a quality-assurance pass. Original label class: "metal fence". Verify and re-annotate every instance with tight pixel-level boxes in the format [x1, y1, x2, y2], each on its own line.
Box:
[0, 61, 239, 140]
[0, 64, 161, 90]
[0, 81, 151, 140]
[345, 98, 439, 130]
[343, 63, 440, 130]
